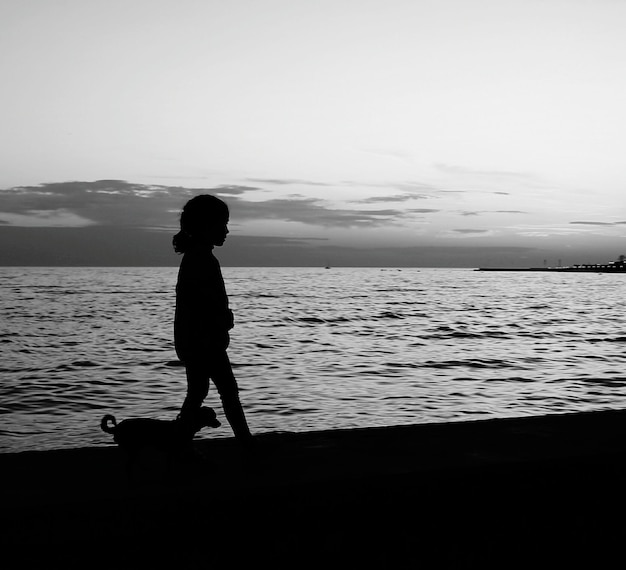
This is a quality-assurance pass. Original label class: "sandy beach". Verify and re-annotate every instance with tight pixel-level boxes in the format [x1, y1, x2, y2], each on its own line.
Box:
[3, 409, 626, 567]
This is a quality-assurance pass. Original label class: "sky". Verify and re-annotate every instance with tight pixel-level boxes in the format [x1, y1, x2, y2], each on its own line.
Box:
[1, 0, 625, 266]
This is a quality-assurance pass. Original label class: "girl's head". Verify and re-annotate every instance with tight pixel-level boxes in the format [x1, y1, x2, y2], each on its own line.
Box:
[173, 195, 230, 254]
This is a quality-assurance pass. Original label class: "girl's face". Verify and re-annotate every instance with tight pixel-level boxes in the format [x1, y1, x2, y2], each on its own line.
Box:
[210, 217, 229, 246]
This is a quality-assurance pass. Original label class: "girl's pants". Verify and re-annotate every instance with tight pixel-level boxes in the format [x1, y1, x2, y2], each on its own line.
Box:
[179, 349, 251, 441]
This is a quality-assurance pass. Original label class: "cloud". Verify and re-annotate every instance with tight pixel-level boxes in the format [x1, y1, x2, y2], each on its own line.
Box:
[354, 194, 416, 204]
[460, 210, 527, 216]
[0, 180, 429, 230]
[343, 180, 442, 198]
[213, 185, 262, 195]
[452, 229, 491, 234]
[353, 192, 441, 204]
[246, 178, 330, 187]
[570, 220, 626, 226]
[390, 182, 445, 195]
[0, 180, 264, 228]
[0, 209, 96, 227]
[229, 196, 420, 227]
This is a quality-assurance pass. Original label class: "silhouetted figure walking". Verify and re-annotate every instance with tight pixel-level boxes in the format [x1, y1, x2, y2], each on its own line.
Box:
[173, 195, 253, 446]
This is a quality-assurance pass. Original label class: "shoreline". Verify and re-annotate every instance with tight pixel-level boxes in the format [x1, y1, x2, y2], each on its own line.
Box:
[4, 409, 626, 566]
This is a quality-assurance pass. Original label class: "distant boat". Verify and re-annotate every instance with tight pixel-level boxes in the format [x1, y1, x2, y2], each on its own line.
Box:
[476, 256, 626, 273]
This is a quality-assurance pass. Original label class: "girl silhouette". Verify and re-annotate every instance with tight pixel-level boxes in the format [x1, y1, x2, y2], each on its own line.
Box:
[173, 195, 253, 445]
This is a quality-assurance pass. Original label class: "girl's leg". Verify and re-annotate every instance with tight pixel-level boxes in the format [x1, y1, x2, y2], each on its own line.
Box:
[179, 361, 210, 420]
[210, 351, 252, 441]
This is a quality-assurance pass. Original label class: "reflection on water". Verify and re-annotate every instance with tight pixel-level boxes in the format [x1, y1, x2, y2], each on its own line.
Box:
[2, 266, 626, 453]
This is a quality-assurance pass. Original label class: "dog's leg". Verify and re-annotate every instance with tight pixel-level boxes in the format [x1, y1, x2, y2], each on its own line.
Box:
[121, 448, 142, 485]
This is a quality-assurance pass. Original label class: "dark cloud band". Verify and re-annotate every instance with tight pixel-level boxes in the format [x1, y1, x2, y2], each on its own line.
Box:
[0, 180, 436, 229]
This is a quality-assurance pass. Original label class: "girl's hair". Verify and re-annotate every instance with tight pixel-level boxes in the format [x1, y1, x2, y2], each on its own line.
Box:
[172, 194, 229, 254]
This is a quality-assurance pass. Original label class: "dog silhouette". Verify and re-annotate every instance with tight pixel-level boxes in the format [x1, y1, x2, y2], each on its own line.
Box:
[101, 407, 221, 477]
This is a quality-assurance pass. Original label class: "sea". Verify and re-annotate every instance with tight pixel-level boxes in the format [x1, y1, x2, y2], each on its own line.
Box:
[2, 266, 626, 454]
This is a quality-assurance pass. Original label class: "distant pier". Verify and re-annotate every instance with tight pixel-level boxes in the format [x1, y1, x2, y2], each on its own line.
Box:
[477, 255, 626, 273]
[476, 266, 626, 272]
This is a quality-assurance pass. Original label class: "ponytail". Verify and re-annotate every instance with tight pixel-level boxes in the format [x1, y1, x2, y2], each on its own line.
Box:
[172, 231, 193, 254]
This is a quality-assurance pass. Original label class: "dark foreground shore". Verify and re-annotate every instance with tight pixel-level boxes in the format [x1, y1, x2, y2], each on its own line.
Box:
[4, 409, 626, 567]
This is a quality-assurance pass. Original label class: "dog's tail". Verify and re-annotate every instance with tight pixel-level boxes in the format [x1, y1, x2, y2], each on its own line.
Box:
[101, 414, 117, 434]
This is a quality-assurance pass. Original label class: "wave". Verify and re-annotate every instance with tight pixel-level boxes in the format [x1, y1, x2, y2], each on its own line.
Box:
[281, 311, 405, 325]
[53, 360, 102, 371]
[420, 358, 511, 369]
[586, 336, 626, 343]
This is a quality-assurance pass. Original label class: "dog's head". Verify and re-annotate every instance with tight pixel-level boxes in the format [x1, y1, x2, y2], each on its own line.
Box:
[197, 406, 221, 429]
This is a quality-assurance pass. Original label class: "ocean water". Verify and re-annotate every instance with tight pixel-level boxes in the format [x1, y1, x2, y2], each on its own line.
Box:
[2, 266, 626, 454]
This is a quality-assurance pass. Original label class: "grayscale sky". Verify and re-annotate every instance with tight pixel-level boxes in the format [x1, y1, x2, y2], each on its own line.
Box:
[1, 0, 625, 266]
